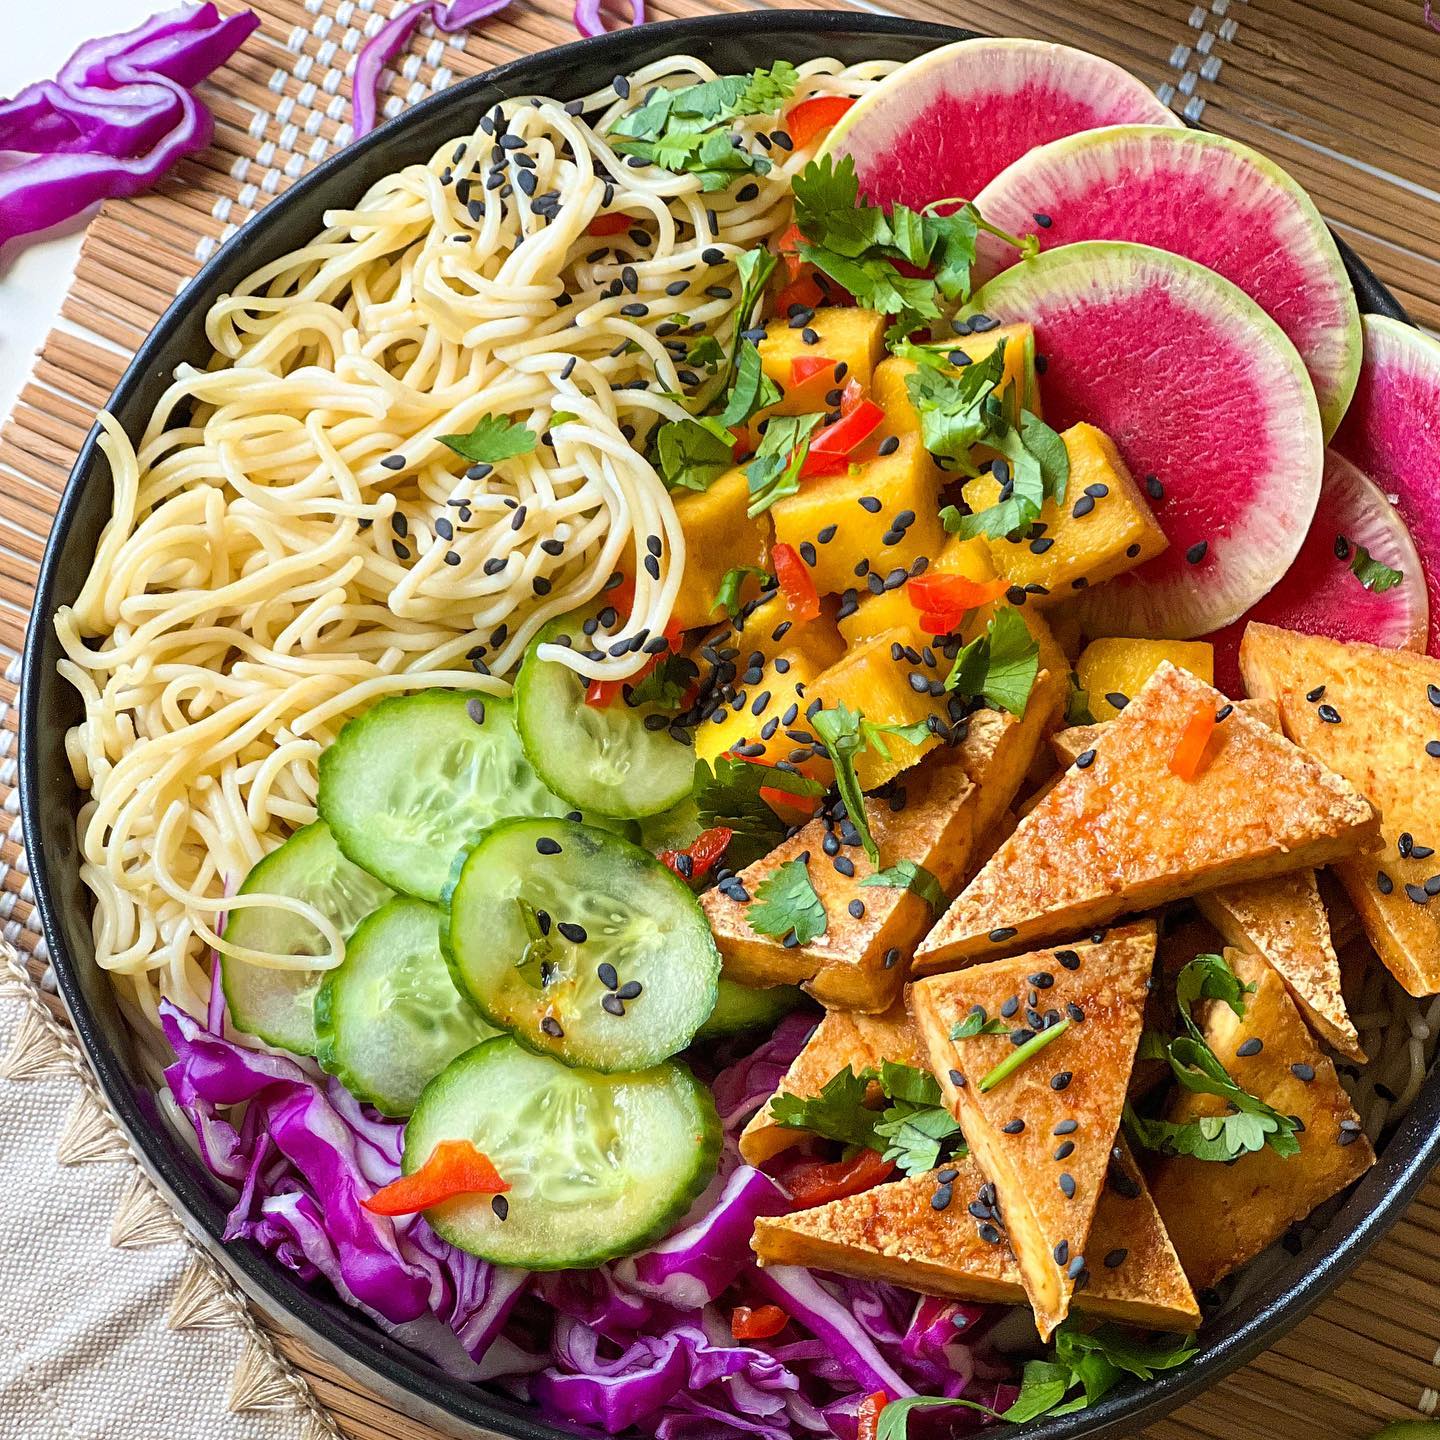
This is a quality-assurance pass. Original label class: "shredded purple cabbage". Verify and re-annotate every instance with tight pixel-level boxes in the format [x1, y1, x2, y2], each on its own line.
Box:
[0, 3, 258, 248]
[162, 1000, 1007, 1434]
[572, 0, 646, 41]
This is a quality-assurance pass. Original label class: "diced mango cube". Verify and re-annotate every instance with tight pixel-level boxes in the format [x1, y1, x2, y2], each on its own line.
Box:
[810, 628, 949, 787]
[962, 423, 1166, 602]
[870, 323, 1038, 438]
[759, 308, 887, 417]
[838, 536, 996, 649]
[694, 647, 832, 782]
[671, 468, 771, 630]
[1077, 637, 1215, 722]
[771, 433, 944, 598]
[735, 594, 846, 672]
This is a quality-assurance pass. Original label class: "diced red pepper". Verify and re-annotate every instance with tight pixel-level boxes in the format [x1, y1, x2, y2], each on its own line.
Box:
[776, 221, 808, 282]
[784, 94, 856, 149]
[838, 378, 865, 418]
[785, 1148, 896, 1208]
[362, 1139, 507, 1216]
[907, 572, 1011, 636]
[799, 399, 886, 478]
[586, 212, 633, 236]
[772, 541, 821, 623]
[731, 1303, 790, 1341]
[1169, 697, 1219, 781]
[773, 272, 827, 317]
[856, 1391, 889, 1440]
[659, 826, 733, 882]
[790, 354, 837, 387]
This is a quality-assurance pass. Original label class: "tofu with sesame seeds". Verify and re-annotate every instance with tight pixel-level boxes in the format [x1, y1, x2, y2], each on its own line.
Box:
[752, 1139, 1198, 1332]
[703, 748, 978, 1013]
[739, 1003, 923, 1165]
[907, 922, 1157, 1339]
[915, 662, 1379, 973]
[1147, 948, 1375, 1292]
[1240, 623, 1440, 997]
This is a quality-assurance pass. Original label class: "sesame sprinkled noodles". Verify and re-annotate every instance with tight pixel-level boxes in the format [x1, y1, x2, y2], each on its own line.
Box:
[55, 55, 899, 1044]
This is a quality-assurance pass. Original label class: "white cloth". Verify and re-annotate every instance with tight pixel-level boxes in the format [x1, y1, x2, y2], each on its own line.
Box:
[0, 957, 322, 1440]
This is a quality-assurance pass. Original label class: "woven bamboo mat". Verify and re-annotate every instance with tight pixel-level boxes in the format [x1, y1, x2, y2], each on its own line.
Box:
[3, 0, 1440, 1435]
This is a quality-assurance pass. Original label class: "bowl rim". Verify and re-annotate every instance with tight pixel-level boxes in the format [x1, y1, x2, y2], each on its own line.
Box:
[17, 11, 1430, 1439]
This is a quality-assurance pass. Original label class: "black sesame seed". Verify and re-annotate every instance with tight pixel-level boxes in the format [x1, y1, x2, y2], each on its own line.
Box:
[558, 922, 587, 944]
[1056, 949, 1080, 970]
[1305, 685, 1327, 702]
[1146, 475, 1164, 500]
[1318, 703, 1342, 724]
[1291, 1062, 1316, 1082]
[1053, 1240, 1069, 1264]
[883, 947, 901, 969]
[392, 541, 410, 560]
[1075, 748, 1096, 770]
[736, 183, 760, 202]
[536, 837, 561, 856]
[1377, 870, 1394, 895]
[1053, 1120, 1078, 1136]
[540, 1017, 564, 1038]
[949, 1069, 966, 1087]
[597, 961, 618, 989]
[1071, 495, 1096, 519]
[1051, 1072, 1072, 1091]
[988, 926, 1018, 942]
[1066, 1254, 1086, 1279]
[858, 495, 882, 514]
[1429, 684, 1440, 708]
[1427, 741, 1440, 758]
[1001, 1119, 1025, 1135]
[979, 1223, 1001, 1245]
[602, 993, 625, 1016]
[616, 981, 642, 1000]
[1103, 1248, 1127, 1269]
[1406, 884, 1430, 905]
[848, 899, 866, 919]
[1033, 212, 1053, 228]
[930, 1185, 953, 1212]
[1237, 1037, 1263, 1057]
[1186, 540, 1209, 564]
[491, 1195, 509, 1220]
[380, 454, 406, 471]
[1059, 1172, 1076, 1198]
[1399, 832, 1415, 858]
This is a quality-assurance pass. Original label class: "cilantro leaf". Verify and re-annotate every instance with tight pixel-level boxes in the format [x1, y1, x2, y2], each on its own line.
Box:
[625, 654, 695, 711]
[747, 856, 827, 944]
[692, 756, 824, 868]
[1344, 538, 1404, 593]
[809, 703, 878, 865]
[686, 335, 725, 370]
[949, 1005, 1010, 1039]
[921, 204, 981, 300]
[744, 413, 821, 517]
[944, 607, 1039, 717]
[790, 153, 889, 258]
[873, 1102, 965, 1177]
[902, 343, 1009, 463]
[711, 564, 771, 618]
[719, 340, 782, 427]
[798, 241, 941, 327]
[437, 414, 537, 464]
[769, 1066, 879, 1151]
[655, 416, 734, 492]
[859, 859, 945, 913]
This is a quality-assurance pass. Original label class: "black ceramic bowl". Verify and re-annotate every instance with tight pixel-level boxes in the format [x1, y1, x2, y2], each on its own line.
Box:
[18, 12, 1429, 1440]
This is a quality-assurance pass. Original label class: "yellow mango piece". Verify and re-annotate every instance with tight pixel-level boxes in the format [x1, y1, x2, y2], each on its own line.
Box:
[870, 323, 1038, 438]
[962, 423, 1166, 602]
[693, 646, 831, 784]
[758, 307, 887, 417]
[1077, 637, 1215, 722]
[671, 468, 772, 631]
[810, 627, 949, 787]
[771, 433, 944, 598]
[838, 536, 995, 649]
[734, 593, 846, 672]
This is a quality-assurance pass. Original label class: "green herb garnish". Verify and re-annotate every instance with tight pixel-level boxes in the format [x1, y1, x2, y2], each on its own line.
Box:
[949, 1005, 1010, 1040]
[655, 415, 735, 492]
[744, 413, 822, 517]
[437, 414, 537, 464]
[747, 856, 827, 944]
[859, 859, 945, 913]
[1343, 538, 1404, 593]
[711, 564, 771, 617]
[692, 756, 824, 868]
[977, 1017, 1069, 1093]
[944, 606, 1040, 717]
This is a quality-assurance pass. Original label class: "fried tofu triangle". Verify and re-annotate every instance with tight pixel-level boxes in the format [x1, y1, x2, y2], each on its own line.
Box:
[738, 1004, 922, 1166]
[908, 921, 1156, 1339]
[752, 1139, 1198, 1332]
[1148, 949, 1375, 1293]
[916, 662, 1377, 972]
[1240, 623, 1440, 997]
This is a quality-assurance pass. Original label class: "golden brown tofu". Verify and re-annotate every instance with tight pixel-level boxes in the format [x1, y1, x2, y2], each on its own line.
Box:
[758, 308, 887, 416]
[1240, 623, 1440, 997]
[738, 1003, 923, 1165]
[752, 1140, 1198, 1332]
[1049, 698, 1276, 768]
[963, 425, 1167, 601]
[671, 468, 772, 631]
[916, 662, 1379, 972]
[703, 749, 977, 1012]
[1075, 637, 1215, 722]
[1147, 949, 1375, 1292]
[908, 922, 1157, 1339]
[1197, 872, 1362, 1062]
[770, 434, 944, 598]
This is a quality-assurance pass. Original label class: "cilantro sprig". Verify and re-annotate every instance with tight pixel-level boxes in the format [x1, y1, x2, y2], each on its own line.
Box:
[437, 414, 537, 464]
[747, 856, 827, 944]
[655, 415, 734, 492]
[745, 413, 822, 517]
[944, 607, 1040, 717]
[693, 756, 824, 868]
[711, 564, 771, 618]
[770, 1060, 966, 1177]
[859, 859, 945, 913]
[1340, 536, 1404, 593]
[1125, 953, 1303, 1163]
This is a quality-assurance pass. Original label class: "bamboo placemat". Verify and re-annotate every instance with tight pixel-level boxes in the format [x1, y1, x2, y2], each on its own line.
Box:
[3, 0, 1440, 1435]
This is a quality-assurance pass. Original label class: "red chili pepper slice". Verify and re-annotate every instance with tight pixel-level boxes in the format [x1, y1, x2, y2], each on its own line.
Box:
[731, 1303, 790, 1341]
[771, 541, 821, 623]
[799, 399, 885, 478]
[362, 1139, 508, 1216]
[773, 273, 827, 317]
[1169, 696, 1219, 781]
[785, 95, 856, 149]
[659, 826, 733, 882]
[785, 1148, 896, 1208]
[856, 1390, 890, 1440]
[839, 378, 865, 418]
[790, 354, 837, 387]
[775, 220, 807, 282]
[907, 572, 1011, 636]
[586, 212, 633, 236]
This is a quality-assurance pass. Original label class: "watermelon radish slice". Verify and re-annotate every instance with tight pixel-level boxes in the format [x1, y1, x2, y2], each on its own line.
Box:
[1205, 451, 1429, 695]
[822, 38, 1181, 215]
[961, 241, 1324, 638]
[970, 126, 1362, 439]
[1332, 313, 1440, 656]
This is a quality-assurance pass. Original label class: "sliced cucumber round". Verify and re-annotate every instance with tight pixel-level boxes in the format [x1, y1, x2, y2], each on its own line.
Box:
[404, 1036, 720, 1268]
[314, 897, 495, 1116]
[318, 691, 574, 904]
[695, 978, 808, 1040]
[514, 626, 695, 819]
[222, 822, 392, 1055]
[441, 818, 720, 1072]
